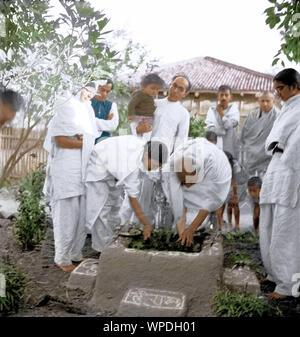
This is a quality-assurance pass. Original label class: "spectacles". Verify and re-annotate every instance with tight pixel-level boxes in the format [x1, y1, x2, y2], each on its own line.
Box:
[274, 85, 287, 93]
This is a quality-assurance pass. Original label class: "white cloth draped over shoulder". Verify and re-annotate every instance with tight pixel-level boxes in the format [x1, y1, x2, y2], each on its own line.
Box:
[261, 94, 300, 207]
[259, 93, 300, 296]
[265, 94, 300, 170]
[162, 138, 232, 225]
[205, 102, 240, 157]
[43, 93, 98, 201]
[240, 106, 278, 174]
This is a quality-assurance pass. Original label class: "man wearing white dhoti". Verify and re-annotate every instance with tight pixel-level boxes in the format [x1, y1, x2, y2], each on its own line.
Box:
[240, 92, 279, 177]
[205, 85, 240, 159]
[162, 138, 232, 246]
[43, 84, 98, 272]
[84, 135, 169, 252]
[259, 68, 300, 299]
[120, 75, 191, 226]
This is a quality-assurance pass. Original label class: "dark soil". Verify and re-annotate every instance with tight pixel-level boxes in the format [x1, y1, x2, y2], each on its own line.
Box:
[128, 229, 210, 253]
[0, 218, 101, 317]
[223, 235, 300, 317]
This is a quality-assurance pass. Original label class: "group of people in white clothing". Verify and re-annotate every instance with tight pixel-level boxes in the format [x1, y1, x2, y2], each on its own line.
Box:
[40, 67, 300, 301]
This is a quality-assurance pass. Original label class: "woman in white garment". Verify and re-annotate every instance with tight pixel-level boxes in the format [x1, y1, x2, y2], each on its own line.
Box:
[163, 138, 232, 247]
[44, 83, 99, 272]
[259, 68, 300, 299]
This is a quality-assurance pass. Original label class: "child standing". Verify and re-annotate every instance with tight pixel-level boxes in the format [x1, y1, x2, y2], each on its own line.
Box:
[247, 176, 262, 236]
[128, 73, 165, 140]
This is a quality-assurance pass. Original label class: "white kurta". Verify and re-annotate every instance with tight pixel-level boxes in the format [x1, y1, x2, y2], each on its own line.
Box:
[151, 97, 190, 154]
[44, 94, 98, 266]
[85, 135, 146, 251]
[122, 97, 190, 226]
[94, 102, 119, 138]
[205, 103, 240, 158]
[260, 93, 300, 296]
[163, 138, 232, 227]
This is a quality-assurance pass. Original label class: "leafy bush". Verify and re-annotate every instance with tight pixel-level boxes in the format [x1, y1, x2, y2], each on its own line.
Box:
[128, 229, 209, 253]
[213, 289, 282, 317]
[15, 167, 46, 250]
[188, 117, 206, 138]
[223, 231, 259, 246]
[0, 259, 26, 316]
[113, 103, 131, 136]
[224, 252, 260, 274]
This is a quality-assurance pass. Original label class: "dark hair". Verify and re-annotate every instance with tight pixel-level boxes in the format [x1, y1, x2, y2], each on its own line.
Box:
[98, 78, 114, 90]
[205, 130, 217, 142]
[141, 73, 165, 88]
[218, 85, 232, 94]
[172, 73, 191, 92]
[0, 89, 24, 112]
[248, 176, 262, 188]
[224, 151, 234, 171]
[273, 68, 300, 90]
[144, 140, 169, 165]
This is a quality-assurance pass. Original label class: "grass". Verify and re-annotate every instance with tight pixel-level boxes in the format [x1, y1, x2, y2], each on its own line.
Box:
[0, 259, 26, 316]
[223, 231, 259, 246]
[224, 252, 260, 274]
[128, 229, 209, 253]
[213, 289, 283, 317]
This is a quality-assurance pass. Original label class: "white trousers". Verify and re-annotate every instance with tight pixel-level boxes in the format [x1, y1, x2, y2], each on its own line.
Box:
[260, 203, 300, 296]
[85, 181, 122, 252]
[51, 195, 87, 266]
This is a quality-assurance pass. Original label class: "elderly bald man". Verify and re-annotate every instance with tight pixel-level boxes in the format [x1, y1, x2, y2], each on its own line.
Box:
[240, 91, 279, 177]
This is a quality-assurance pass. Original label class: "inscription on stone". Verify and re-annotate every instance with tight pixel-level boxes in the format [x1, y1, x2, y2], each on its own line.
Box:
[122, 288, 185, 310]
[73, 259, 98, 277]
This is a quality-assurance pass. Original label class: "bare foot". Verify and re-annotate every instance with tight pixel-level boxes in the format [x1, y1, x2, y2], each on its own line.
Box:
[267, 292, 286, 300]
[235, 225, 240, 231]
[55, 264, 75, 273]
[72, 258, 88, 264]
[228, 223, 233, 230]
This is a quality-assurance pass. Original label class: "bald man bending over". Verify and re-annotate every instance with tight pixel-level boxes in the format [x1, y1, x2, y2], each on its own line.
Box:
[240, 92, 279, 177]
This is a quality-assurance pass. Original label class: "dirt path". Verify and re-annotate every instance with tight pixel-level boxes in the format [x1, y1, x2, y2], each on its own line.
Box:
[0, 218, 100, 317]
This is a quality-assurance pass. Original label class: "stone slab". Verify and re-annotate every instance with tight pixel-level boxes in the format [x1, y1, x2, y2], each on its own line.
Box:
[223, 266, 260, 295]
[67, 258, 98, 293]
[89, 233, 223, 317]
[117, 287, 187, 317]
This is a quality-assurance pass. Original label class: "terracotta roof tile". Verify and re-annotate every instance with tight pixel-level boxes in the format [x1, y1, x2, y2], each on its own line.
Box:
[128, 56, 274, 92]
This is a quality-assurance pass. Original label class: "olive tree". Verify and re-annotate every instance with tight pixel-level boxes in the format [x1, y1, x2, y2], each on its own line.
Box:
[0, 0, 118, 187]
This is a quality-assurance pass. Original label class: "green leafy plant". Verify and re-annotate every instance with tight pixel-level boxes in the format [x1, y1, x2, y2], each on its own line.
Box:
[224, 252, 260, 274]
[188, 117, 206, 138]
[15, 167, 46, 250]
[0, 259, 26, 316]
[264, 0, 300, 65]
[223, 231, 259, 246]
[128, 229, 209, 253]
[213, 289, 282, 317]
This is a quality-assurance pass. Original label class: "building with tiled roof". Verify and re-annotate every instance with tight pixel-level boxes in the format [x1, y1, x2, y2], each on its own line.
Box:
[127, 56, 277, 128]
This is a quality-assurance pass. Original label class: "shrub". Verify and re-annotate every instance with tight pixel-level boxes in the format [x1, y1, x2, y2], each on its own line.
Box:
[188, 117, 206, 138]
[0, 259, 26, 316]
[223, 231, 259, 246]
[128, 229, 209, 253]
[213, 289, 282, 317]
[15, 167, 46, 250]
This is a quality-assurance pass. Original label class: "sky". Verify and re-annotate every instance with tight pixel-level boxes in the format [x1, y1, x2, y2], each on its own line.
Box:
[90, 0, 298, 74]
